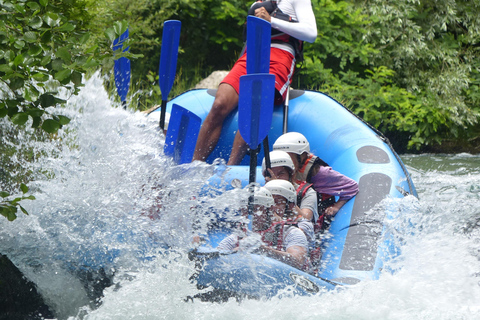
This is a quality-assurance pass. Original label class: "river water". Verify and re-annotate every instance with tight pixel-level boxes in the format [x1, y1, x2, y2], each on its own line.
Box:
[1, 74, 479, 319]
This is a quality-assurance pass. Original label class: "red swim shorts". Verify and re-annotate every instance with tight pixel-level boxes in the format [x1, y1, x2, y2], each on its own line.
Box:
[221, 47, 295, 105]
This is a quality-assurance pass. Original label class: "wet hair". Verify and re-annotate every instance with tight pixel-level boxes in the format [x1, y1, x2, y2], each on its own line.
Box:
[296, 154, 302, 168]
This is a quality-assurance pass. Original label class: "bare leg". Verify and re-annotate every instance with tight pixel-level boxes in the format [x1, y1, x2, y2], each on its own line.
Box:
[192, 83, 239, 161]
[227, 131, 249, 165]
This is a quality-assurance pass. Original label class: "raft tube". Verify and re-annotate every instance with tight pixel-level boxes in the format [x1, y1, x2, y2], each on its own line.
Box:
[154, 88, 417, 298]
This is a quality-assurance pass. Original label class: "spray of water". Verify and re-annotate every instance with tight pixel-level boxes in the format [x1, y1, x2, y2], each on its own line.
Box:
[1, 75, 479, 319]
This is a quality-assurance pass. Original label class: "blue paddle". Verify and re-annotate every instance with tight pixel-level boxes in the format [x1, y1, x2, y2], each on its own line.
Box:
[238, 73, 276, 184]
[158, 20, 181, 131]
[164, 104, 202, 164]
[246, 16, 271, 74]
[246, 16, 273, 174]
[113, 28, 131, 109]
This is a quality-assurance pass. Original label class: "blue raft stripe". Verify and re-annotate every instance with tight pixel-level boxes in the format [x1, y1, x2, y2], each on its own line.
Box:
[340, 172, 392, 271]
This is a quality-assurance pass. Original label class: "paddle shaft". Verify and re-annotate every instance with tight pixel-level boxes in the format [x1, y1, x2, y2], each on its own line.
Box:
[263, 137, 271, 177]
[248, 146, 260, 184]
[283, 85, 290, 134]
[248, 148, 259, 216]
[160, 100, 167, 130]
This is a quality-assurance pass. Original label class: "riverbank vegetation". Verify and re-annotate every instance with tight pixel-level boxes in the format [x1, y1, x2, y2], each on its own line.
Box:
[92, 0, 480, 153]
[1, 0, 480, 219]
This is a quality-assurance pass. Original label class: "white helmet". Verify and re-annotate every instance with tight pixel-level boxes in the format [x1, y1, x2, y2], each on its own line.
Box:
[261, 150, 295, 176]
[273, 132, 310, 155]
[240, 185, 274, 207]
[264, 180, 297, 204]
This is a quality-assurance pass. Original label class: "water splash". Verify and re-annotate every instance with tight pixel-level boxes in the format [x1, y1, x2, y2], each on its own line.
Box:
[1, 75, 480, 319]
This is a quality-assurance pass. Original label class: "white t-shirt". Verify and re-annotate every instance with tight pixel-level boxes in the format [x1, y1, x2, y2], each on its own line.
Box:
[217, 234, 240, 251]
[217, 225, 308, 251]
[299, 187, 319, 223]
[297, 218, 315, 246]
[283, 225, 309, 250]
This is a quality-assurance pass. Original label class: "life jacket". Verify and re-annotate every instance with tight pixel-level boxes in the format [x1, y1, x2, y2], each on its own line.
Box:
[296, 182, 336, 232]
[295, 153, 329, 184]
[245, 0, 304, 61]
[258, 219, 314, 271]
[259, 219, 298, 250]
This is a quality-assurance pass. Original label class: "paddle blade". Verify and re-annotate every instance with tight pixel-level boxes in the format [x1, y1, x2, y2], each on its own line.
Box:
[246, 16, 271, 74]
[158, 20, 181, 98]
[238, 74, 276, 149]
[113, 28, 131, 103]
[164, 104, 202, 164]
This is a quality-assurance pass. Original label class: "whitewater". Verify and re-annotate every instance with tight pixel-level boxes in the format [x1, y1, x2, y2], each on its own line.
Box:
[1, 74, 479, 319]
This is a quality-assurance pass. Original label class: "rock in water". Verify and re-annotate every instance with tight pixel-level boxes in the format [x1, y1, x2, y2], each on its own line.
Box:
[0, 254, 54, 320]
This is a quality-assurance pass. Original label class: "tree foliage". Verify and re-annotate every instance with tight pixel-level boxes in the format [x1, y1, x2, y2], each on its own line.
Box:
[297, 0, 480, 150]
[362, 0, 480, 144]
[0, 0, 130, 220]
[92, 0, 247, 84]
[0, 183, 35, 221]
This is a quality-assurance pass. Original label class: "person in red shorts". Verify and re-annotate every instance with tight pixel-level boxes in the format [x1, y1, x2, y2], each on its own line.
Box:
[192, 0, 317, 164]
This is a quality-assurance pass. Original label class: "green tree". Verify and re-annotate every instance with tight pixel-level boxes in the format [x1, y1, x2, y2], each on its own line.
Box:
[357, 0, 480, 148]
[297, 0, 480, 150]
[91, 0, 248, 109]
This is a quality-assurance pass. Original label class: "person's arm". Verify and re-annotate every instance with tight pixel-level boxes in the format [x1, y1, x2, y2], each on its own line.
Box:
[259, 245, 307, 269]
[297, 187, 318, 221]
[324, 200, 347, 217]
[311, 166, 359, 202]
[295, 205, 313, 221]
[271, 0, 317, 42]
[258, 227, 308, 268]
[217, 235, 239, 251]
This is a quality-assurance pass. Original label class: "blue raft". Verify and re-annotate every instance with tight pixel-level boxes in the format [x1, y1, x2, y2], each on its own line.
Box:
[158, 88, 417, 299]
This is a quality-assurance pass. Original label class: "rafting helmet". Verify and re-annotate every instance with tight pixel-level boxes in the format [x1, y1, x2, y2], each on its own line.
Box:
[273, 132, 310, 155]
[264, 180, 297, 204]
[239, 185, 274, 208]
[261, 150, 296, 176]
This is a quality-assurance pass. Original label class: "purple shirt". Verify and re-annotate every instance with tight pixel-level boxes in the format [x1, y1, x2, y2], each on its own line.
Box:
[311, 166, 359, 201]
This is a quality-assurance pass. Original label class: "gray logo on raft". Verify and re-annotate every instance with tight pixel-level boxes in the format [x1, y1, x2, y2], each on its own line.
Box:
[289, 272, 320, 293]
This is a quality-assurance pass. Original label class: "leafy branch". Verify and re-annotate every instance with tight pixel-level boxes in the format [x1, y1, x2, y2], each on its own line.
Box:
[0, 184, 35, 221]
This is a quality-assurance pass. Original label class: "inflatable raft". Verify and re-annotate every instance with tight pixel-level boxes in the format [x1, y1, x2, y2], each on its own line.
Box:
[155, 88, 417, 299]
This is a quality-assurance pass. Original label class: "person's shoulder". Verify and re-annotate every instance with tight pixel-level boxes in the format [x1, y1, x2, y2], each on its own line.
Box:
[287, 225, 307, 238]
[285, 226, 308, 247]
[305, 186, 317, 196]
[217, 234, 239, 250]
[297, 218, 313, 226]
